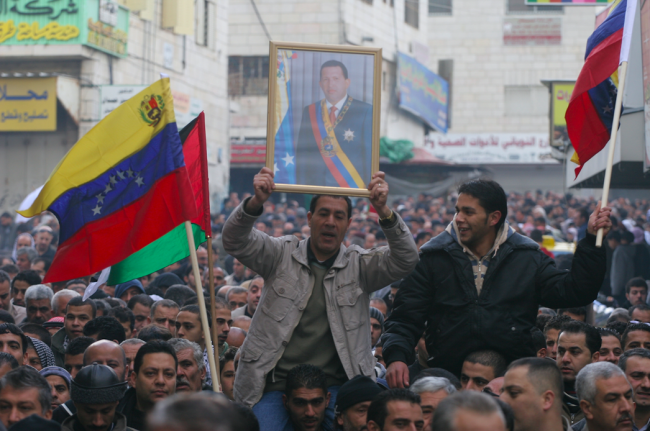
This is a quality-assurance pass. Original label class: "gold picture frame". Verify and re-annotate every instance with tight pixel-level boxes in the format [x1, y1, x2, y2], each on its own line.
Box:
[265, 41, 382, 197]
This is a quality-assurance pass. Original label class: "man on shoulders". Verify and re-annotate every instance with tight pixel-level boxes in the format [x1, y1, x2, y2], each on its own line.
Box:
[383, 180, 611, 386]
[222, 167, 418, 430]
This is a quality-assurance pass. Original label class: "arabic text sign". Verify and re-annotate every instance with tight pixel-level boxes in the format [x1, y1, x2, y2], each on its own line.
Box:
[0, 77, 56, 131]
[550, 82, 574, 148]
[425, 133, 558, 164]
[100, 85, 147, 119]
[397, 52, 449, 134]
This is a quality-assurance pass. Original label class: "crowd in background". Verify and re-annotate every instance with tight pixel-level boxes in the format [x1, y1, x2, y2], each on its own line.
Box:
[0, 187, 646, 431]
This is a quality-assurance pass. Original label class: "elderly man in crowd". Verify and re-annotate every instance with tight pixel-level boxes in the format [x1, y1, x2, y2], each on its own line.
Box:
[168, 338, 206, 393]
[51, 290, 80, 319]
[409, 376, 456, 431]
[24, 284, 53, 324]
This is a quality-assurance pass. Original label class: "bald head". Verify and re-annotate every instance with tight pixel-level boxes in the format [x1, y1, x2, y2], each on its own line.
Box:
[83, 339, 128, 381]
[232, 316, 251, 331]
[226, 327, 246, 348]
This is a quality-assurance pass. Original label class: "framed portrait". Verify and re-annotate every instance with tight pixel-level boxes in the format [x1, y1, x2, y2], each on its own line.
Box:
[265, 41, 382, 197]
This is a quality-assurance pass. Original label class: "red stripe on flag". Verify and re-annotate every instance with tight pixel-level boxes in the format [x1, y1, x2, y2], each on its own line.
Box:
[566, 93, 611, 177]
[183, 113, 211, 235]
[44, 168, 196, 283]
[571, 28, 623, 100]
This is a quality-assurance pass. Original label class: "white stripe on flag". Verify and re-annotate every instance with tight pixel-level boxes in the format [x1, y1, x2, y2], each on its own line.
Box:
[84, 267, 111, 301]
[620, 0, 638, 64]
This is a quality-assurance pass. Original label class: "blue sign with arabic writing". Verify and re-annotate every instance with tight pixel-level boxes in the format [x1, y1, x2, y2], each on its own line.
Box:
[397, 52, 449, 134]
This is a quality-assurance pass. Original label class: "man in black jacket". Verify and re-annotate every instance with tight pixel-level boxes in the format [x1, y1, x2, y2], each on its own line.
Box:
[383, 180, 612, 387]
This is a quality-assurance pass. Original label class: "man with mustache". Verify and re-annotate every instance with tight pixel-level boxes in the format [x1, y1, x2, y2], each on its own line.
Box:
[168, 338, 206, 393]
[556, 320, 601, 426]
[284, 364, 331, 431]
[619, 349, 650, 431]
[574, 362, 635, 431]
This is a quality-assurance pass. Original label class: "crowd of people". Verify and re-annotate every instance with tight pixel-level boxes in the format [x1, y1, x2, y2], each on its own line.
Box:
[0, 167, 646, 431]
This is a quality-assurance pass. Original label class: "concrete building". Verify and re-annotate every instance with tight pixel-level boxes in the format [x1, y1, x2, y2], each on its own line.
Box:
[227, 0, 433, 196]
[0, 0, 230, 214]
[425, 0, 600, 192]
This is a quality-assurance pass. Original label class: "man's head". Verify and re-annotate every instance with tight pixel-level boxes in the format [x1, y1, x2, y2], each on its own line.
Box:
[319, 60, 350, 105]
[64, 336, 95, 378]
[431, 391, 506, 431]
[39, 366, 71, 411]
[226, 287, 248, 311]
[283, 364, 331, 431]
[168, 338, 205, 393]
[30, 258, 50, 279]
[83, 340, 128, 381]
[367, 388, 423, 431]
[24, 284, 53, 324]
[0, 366, 52, 427]
[133, 341, 178, 412]
[619, 348, 650, 413]
[334, 375, 383, 431]
[71, 363, 128, 431]
[622, 323, 650, 351]
[544, 315, 572, 361]
[34, 227, 54, 254]
[0, 353, 18, 379]
[11, 270, 41, 307]
[175, 304, 209, 349]
[598, 328, 623, 365]
[630, 304, 650, 324]
[558, 307, 587, 322]
[107, 306, 135, 339]
[460, 350, 506, 392]
[219, 347, 237, 400]
[501, 358, 563, 431]
[51, 289, 79, 318]
[576, 362, 634, 431]
[455, 180, 507, 247]
[15, 247, 37, 272]
[64, 297, 96, 340]
[128, 294, 154, 338]
[0, 271, 11, 312]
[626, 278, 648, 307]
[212, 298, 232, 347]
[82, 316, 126, 344]
[120, 338, 145, 379]
[0, 323, 28, 366]
[246, 276, 263, 315]
[151, 299, 180, 332]
[146, 392, 240, 431]
[410, 377, 456, 431]
[308, 195, 352, 260]
[370, 307, 384, 348]
[557, 320, 601, 384]
[232, 259, 245, 279]
[114, 280, 145, 303]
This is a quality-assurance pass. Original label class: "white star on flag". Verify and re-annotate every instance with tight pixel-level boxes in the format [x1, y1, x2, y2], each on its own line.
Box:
[96, 193, 104, 204]
[135, 177, 145, 187]
[104, 183, 112, 193]
[92, 204, 102, 215]
[109, 175, 117, 185]
[117, 170, 126, 180]
[282, 153, 294, 166]
[127, 168, 134, 177]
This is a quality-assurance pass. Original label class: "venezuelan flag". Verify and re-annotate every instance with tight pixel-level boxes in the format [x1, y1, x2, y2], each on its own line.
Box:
[565, 0, 637, 177]
[18, 78, 198, 283]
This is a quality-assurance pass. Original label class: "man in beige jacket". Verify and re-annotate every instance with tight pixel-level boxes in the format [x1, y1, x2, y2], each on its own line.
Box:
[222, 167, 418, 431]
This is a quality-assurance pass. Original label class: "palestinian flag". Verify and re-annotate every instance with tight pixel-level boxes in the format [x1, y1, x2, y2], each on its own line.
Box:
[107, 112, 211, 285]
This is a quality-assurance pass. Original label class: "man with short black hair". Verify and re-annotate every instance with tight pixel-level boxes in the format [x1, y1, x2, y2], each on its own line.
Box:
[0, 366, 52, 426]
[501, 357, 567, 431]
[11, 270, 41, 308]
[335, 375, 383, 431]
[460, 350, 506, 392]
[597, 328, 623, 365]
[108, 307, 135, 339]
[0, 323, 27, 366]
[63, 336, 94, 379]
[127, 295, 153, 339]
[544, 315, 574, 362]
[624, 277, 648, 309]
[232, 276, 263, 319]
[0, 270, 25, 324]
[226, 287, 248, 311]
[120, 339, 145, 379]
[52, 297, 96, 366]
[574, 362, 634, 431]
[150, 299, 179, 332]
[24, 284, 53, 324]
[556, 320, 601, 426]
[83, 316, 126, 344]
[366, 388, 423, 431]
[383, 180, 611, 387]
[619, 348, 650, 430]
[622, 323, 650, 351]
[630, 304, 650, 324]
[163, 285, 196, 308]
[283, 364, 331, 431]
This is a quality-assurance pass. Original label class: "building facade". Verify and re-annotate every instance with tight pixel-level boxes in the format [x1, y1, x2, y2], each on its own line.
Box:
[0, 0, 230, 214]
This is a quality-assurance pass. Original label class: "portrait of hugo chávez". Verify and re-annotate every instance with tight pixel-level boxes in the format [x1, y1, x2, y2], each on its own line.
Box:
[295, 60, 373, 189]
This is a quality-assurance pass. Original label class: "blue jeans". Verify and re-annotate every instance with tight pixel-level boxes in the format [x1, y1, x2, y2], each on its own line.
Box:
[252, 386, 340, 431]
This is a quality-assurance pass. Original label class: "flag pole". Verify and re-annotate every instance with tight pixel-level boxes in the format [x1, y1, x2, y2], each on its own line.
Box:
[206, 236, 219, 373]
[185, 221, 220, 391]
[596, 61, 628, 248]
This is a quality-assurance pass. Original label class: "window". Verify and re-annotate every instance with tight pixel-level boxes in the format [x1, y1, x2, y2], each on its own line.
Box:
[196, 0, 215, 47]
[429, 0, 451, 15]
[405, 0, 419, 27]
[504, 86, 549, 117]
[228, 56, 270, 96]
[507, 0, 562, 13]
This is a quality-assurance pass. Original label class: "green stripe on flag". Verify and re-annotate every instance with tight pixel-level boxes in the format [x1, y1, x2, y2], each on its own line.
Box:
[107, 223, 206, 285]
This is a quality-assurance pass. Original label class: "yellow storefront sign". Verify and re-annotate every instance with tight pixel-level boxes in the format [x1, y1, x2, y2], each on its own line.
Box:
[550, 82, 575, 148]
[0, 78, 57, 131]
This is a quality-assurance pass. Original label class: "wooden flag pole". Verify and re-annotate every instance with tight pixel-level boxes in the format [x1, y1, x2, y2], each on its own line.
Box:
[185, 221, 220, 391]
[206, 236, 219, 375]
[596, 61, 628, 248]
